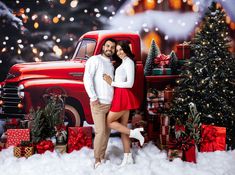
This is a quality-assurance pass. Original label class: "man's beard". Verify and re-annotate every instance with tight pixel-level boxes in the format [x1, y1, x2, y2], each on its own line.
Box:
[103, 50, 113, 57]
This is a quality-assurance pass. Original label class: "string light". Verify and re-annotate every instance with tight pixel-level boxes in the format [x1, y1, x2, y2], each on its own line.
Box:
[70, 0, 78, 8]
[34, 22, 39, 29]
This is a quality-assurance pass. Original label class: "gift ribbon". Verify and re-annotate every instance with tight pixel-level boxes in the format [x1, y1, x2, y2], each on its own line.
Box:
[154, 54, 170, 67]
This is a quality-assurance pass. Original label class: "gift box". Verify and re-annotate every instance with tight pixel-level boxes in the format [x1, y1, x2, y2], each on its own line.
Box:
[6, 129, 30, 147]
[14, 146, 34, 158]
[160, 114, 169, 126]
[164, 87, 173, 102]
[184, 143, 197, 163]
[200, 124, 226, 152]
[152, 68, 172, 75]
[167, 149, 183, 161]
[160, 134, 170, 145]
[160, 126, 170, 135]
[67, 127, 93, 153]
[176, 42, 190, 60]
[178, 60, 189, 66]
[36, 140, 54, 154]
[147, 115, 159, 140]
[55, 144, 67, 154]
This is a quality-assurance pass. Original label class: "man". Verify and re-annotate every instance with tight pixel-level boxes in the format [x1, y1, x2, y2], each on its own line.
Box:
[83, 38, 116, 169]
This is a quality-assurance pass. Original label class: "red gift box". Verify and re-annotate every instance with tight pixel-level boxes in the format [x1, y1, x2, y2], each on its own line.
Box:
[200, 125, 226, 152]
[67, 127, 92, 153]
[176, 42, 190, 60]
[160, 134, 169, 145]
[160, 126, 169, 135]
[164, 87, 173, 102]
[6, 129, 30, 147]
[184, 143, 197, 163]
[160, 114, 169, 126]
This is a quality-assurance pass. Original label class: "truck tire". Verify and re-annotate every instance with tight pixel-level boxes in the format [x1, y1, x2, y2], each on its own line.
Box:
[65, 104, 82, 127]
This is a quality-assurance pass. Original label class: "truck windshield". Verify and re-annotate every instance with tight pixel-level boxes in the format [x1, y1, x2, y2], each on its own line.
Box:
[72, 39, 96, 60]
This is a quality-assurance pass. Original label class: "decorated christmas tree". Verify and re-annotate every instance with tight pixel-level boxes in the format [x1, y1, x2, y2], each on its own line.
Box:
[169, 2, 235, 149]
[144, 39, 160, 75]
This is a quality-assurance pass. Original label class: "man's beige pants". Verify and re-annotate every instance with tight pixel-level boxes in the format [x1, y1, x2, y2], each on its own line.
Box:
[90, 103, 111, 160]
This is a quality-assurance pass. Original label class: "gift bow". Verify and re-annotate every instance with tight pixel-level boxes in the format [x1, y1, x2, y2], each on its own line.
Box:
[6, 118, 19, 126]
[68, 128, 92, 151]
[154, 54, 170, 67]
[169, 136, 195, 151]
[36, 140, 54, 152]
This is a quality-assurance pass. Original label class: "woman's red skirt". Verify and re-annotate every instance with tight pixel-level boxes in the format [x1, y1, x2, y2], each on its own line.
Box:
[110, 87, 140, 112]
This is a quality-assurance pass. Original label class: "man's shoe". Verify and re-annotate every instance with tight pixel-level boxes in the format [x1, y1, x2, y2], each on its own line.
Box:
[101, 159, 106, 164]
[94, 162, 101, 169]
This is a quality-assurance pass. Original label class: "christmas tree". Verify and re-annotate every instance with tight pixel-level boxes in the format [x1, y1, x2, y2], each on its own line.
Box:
[144, 39, 160, 75]
[169, 2, 235, 149]
[30, 93, 65, 143]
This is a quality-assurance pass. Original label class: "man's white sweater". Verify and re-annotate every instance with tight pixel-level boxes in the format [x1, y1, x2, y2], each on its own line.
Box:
[83, 54, 114, 104]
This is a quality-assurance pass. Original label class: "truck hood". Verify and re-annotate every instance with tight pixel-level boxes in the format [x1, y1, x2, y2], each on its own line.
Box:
[6, 60, 85, 82]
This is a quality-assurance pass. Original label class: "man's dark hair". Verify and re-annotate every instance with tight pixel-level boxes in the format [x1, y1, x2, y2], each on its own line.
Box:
[103, 38, 117, 46]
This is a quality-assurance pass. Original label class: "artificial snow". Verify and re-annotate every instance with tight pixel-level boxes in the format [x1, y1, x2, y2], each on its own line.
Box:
[0, 137, 235, 175]
[108, 10, 200, 40]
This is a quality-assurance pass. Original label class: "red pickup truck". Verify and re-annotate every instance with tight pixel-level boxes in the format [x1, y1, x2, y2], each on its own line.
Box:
[0, 30, 145, 126]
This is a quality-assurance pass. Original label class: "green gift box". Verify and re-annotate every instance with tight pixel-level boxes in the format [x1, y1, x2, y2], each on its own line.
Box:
[152, 68, 172, 75]
[178, 60, 189, 66]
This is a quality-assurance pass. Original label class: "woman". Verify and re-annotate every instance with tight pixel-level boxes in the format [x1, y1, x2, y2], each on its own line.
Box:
[103, 40, 144, 166]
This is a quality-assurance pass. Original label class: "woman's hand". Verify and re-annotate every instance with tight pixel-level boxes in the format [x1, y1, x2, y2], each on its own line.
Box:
[103, 73, 112, 85]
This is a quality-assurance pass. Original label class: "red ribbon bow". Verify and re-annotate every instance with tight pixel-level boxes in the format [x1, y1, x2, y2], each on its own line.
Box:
[36, 140, 54, 154]
[169, 136, 195, 151]
[68, 128, 92, 153]
[154, 54, 170, 67]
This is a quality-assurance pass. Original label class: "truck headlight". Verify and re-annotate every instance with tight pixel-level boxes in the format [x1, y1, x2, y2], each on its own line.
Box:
[17, 84, 25, 98]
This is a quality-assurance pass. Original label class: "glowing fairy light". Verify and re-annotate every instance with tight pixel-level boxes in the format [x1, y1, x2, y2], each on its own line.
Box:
[70, 0, 78, 8]
[26, 8, 30, 13]
[39, 51, 44, 57]
[34, 22, 39, 29]
[17, 39, 22, 43]
[69, 17, 74, 22]
[32, 14, 38, 20]
[32, 48, 38, 54]
[53, 45, 62, 56]
[43, 35, 48, 40]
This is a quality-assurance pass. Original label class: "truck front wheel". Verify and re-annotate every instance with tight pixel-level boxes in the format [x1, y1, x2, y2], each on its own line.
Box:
[64, 104, 83, 127]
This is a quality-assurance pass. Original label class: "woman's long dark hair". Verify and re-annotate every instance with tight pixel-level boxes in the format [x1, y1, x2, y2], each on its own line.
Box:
[117, 40, 135, 60]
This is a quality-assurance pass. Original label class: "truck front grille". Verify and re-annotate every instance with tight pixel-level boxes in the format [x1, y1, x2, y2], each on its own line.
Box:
[1, 83, 24, 114]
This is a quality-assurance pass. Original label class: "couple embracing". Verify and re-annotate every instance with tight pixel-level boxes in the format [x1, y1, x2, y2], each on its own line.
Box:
[83, 38, 144, 169]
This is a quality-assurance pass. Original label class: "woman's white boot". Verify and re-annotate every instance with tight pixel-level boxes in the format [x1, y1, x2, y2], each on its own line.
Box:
[130, 128, 144, 146]
[120, 153, 134, 167]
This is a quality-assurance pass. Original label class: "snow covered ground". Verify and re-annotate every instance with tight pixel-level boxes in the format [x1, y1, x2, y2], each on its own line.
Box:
[0, 137, 235, 175]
